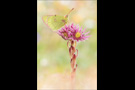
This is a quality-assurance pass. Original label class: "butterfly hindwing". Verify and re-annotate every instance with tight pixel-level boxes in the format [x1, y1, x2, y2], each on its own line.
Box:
[42, 15, 68, 31]
[42, 8, 74, 31]
[42, 16, 49, 24]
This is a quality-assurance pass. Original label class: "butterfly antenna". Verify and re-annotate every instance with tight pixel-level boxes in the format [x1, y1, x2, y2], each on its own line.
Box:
[65, 8, 74, 18]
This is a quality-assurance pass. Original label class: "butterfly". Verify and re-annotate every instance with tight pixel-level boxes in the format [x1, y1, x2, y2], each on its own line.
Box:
[42, 8, 74, 31]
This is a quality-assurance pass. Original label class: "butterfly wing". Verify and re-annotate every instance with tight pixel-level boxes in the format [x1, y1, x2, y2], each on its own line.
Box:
[42, 15, 68, 31]
[42, 16, 48, 24]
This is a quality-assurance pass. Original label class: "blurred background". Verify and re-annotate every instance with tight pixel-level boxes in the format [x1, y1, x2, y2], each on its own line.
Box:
[37, 0, 97, 89]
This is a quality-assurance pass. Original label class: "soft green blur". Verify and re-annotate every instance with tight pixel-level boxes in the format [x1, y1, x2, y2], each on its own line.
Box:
[37, 0, 97, 89]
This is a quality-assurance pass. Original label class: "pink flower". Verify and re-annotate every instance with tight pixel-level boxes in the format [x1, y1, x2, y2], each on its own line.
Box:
[57, 25, 71, 40]
[71, 23, 91, 42]
[57, 23, 91, 42]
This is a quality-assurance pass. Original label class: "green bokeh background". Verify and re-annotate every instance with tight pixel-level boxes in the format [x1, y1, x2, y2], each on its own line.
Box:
[37, 0, 97, 89]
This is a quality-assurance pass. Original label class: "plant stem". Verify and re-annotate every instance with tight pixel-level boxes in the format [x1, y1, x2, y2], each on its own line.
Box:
[67, 40, 78, 89]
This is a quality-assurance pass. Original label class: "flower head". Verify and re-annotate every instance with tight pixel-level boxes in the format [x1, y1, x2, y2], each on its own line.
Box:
[71, 23, 91, 42]
[57, 24, 72, 40]
[57, 23, 91, 42]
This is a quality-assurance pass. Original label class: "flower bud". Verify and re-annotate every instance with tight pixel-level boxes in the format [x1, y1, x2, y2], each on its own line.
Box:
[70, 54, 77, 69]
[69, 46, 72, 58]
[71, 41, 74, 46]
[71, 46, 76, 56]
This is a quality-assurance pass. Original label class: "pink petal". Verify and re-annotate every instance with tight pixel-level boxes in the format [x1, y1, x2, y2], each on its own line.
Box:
[71, 23, 74, 28]
[65, 24, 67, 28]
[82, 28, 86, 33]
[84, 31, 90, 35]
[79, 27, 82, 32]
[85, 35, 91, 38]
